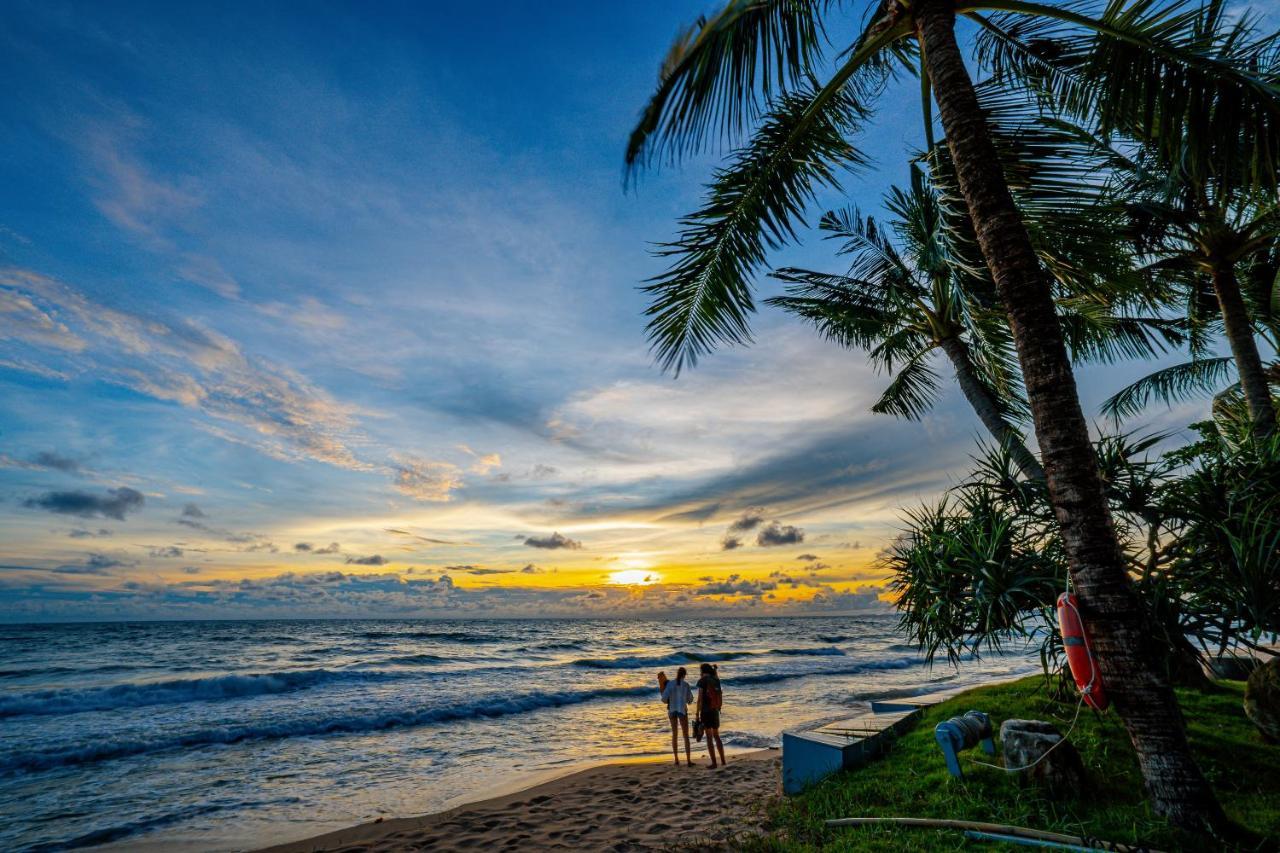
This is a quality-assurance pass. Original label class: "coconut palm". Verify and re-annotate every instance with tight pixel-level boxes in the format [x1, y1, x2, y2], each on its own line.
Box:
[1085, 131, 1280, 432]
[770, 152, 1184, 483]
[627, 0, 1280, 829]
[767, 167, 1046, 479]
[1101, 163, 1280, 430]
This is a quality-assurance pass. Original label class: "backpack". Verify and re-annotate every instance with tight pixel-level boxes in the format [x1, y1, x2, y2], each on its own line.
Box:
[706, 677, 723, 711]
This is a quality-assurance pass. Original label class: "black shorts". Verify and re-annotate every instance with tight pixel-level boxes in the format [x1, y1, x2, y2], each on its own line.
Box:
[701, 708, 721, 729]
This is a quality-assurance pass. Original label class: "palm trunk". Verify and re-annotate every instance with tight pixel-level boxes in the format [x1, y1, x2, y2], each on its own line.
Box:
[937, 336, 1045, 481]
[1210, 260, 1277, 437]
[913, 0, 1225, 833]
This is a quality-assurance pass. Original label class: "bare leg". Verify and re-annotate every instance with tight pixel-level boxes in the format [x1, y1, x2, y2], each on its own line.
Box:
[711, 729, 726, 766]
[668, 714, 679, 765]
[706, 726, 718, 768]
[678, 715, 692, 765]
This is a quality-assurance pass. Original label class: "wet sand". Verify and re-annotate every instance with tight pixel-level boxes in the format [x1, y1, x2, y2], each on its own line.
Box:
[259, 749, 781, 852]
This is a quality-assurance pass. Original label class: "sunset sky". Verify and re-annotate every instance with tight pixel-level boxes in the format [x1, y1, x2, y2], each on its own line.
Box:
[0, 1, 1209, 621]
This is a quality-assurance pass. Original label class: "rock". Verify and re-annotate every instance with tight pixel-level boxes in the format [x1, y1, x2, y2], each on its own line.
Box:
[1208, 655, 1261, 681]
[1244, 657, 1280, 742]
[999, 718, 1086, 797]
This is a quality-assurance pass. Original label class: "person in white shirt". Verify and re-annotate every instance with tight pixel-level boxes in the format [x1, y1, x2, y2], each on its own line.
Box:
[658, 666, 694, 766]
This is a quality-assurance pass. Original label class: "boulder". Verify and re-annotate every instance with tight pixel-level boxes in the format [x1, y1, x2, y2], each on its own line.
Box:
[1244, 657, 1280, 742]
[1208, 655, 1260, 681]
[999, 718, 1086, 797]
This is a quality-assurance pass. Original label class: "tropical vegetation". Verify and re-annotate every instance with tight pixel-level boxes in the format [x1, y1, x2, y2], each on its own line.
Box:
[628, 0, 1280, 836]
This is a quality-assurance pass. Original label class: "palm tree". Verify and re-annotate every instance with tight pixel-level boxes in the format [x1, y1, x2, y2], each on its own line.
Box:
[1102, 158, 1280, 431]
[768, 167, 1045, 477]
[627, 0, 1280, 830]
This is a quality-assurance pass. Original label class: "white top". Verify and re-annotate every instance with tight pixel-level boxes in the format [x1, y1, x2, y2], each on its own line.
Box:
[661, 679, 693, 715]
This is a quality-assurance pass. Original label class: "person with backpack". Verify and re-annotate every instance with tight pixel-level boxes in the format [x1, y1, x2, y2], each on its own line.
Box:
[696, 663, 725, 768]
[658, 667, 694, 766]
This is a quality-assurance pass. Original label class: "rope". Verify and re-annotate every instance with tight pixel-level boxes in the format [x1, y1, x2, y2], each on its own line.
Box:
[968, 594, 1098, 774]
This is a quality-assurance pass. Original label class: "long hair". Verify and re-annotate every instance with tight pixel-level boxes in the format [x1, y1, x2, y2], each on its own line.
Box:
[676, 666, 687, 683]
[699, 662, 717, 677]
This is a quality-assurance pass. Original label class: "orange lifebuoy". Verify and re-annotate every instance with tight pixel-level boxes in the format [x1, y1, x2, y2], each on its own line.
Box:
[1056, 592, 1109, 711]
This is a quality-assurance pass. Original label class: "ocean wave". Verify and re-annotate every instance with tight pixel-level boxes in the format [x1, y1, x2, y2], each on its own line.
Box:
[358, 630, 496, 643]
[0, 683, 655, 774]
[571, 647, 844, 669]
[0, 669, 407, 718]
[720, 731, 779, 749]
[816, 635, 850, 644]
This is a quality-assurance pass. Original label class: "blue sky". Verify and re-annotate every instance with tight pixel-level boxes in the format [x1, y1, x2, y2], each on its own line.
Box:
[0, 1, 1220, 621]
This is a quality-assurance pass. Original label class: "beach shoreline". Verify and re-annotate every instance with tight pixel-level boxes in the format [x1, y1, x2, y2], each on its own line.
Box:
[257, 748, 780, 852]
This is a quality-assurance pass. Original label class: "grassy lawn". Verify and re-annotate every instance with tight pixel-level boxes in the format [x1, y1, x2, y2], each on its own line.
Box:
[751, 677, 1278, 852]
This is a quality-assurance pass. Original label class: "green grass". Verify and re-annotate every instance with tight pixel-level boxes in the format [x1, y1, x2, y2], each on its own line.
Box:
[750, 677, 1279, 852]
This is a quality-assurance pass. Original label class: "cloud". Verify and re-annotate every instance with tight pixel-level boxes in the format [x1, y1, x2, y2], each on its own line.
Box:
[520, 564, 542, 574]
[446, 565, 514, 575]
[693, 574, 777, 597]
[181, 566, 202, 574]
[52, 553, 130, 575]
[181, 503, 206, 519]
[757, 522, 805, 547]
[796, 553, 820, 562]
[392, 458, 462, 502]
[727, 508, 766, 533]
[30, 451, 82, 473]
[345, 554, 387, 566]
[148, 545, 184, 558]
[295, 542, 341, 554]
[464, 450, 502, 475]
[0, 269, 371, 472]
[720, 536, 742, 551]
[68, 528, 112, 539]
[24, 487, 145, 520]
[385, 528, 455, 545]
[523, 531, 582, 550]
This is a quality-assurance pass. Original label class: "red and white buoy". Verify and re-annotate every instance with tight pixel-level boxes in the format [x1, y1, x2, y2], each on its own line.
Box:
[1057, 592, 1109, 711]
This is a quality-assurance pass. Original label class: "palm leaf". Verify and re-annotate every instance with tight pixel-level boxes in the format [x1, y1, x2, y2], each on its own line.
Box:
[625, 0, 829, 171]
[871, 348, 943, 420]
[1101, 356, 1237, 420]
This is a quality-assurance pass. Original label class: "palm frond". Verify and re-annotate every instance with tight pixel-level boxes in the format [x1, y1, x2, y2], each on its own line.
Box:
[625, 0, 830, 172]
[1101, 356, 1237, 420]
[871, 348, 943, 420]
[974, 0, 1280, 192]
[643, 81, 874, 373]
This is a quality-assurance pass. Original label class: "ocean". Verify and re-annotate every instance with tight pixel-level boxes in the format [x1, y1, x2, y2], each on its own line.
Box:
[0, 617, 1036, 851]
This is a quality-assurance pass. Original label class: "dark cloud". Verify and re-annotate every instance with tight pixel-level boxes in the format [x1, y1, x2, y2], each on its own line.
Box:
[384, 528, 454, 545]
[181, 503, 205, 519]
[521, 564, 542, 574]
[720, 536, 742, 551]
[757, 522, 804, 547]
[149, 546, 184, 558]
[181, 566, 202, 574]
[727, 508, 766, 533]
[345, 554, 387, 566]
[294, 542, 341, 554]
[53, 553, 129, 575]
[68, 528, 112, 539]
[24, 487, 144, 520]
[446, 565, 514, 575]
[796, 553, 820, 562]
[523, 531, 581, 550]
[694, 574, 777, 597]
[31, 451, 81, 473]
[769, 570, 825, 587]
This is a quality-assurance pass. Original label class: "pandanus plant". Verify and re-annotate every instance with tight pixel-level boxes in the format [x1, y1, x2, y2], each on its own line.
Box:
[627, 0, 1280, 830]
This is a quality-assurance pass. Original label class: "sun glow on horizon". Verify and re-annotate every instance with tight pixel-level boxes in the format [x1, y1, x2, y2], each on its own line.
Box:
[607, 569, 661, 586]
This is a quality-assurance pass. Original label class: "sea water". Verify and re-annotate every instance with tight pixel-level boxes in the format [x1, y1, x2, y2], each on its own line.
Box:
[0, 617, 1036, 851]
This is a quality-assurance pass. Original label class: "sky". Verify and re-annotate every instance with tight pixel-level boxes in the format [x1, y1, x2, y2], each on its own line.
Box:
[0, 0, 1220, 622]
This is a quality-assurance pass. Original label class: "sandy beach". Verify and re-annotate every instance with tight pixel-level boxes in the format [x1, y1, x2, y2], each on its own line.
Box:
[259, 749, 781, 852]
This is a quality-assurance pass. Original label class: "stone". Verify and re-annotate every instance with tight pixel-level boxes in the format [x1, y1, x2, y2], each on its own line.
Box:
[1208, 655, 1261, 681]
[999, 718, 1086, 797]
[1244, 657, 1280, 742]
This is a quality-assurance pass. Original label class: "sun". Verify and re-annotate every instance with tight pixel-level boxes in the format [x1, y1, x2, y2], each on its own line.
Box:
[607, 569, 661, 586]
